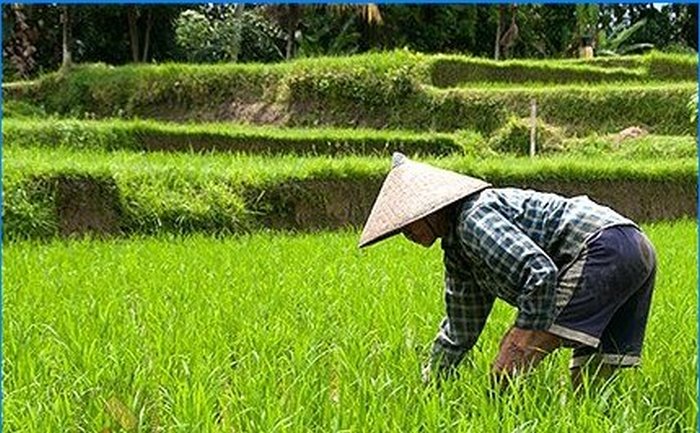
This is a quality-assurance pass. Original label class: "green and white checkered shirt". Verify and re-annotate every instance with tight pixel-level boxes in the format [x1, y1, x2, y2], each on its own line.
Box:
[430, 187, 636, 372]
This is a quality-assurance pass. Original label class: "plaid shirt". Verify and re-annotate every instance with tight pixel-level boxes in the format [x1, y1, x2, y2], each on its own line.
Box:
[430, 187, 636, 372]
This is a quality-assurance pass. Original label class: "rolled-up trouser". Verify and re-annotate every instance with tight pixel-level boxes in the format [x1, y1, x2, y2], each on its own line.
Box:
[547, 225, 657, 369]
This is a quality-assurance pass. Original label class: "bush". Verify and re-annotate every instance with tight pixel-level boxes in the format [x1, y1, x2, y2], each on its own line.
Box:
[175, 6, 244, 62]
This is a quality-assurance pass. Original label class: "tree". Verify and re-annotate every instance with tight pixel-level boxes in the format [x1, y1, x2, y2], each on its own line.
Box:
[265, 4, 382, 60]
[575, 4, 598, 50]
[2, 4, 38, 78]
[494, 5, 504, 60]
[597, 17, 654, 56]
[60, 5, 72, 70]
[264, 4, 301, 60]
[174, 4, 246, 63]
[498, 5, 519, 59]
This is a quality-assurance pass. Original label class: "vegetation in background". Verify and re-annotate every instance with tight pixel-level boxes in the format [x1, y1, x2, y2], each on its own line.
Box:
[5, 117, 696, 160]
[174, 5, 245, 63]
[5, 52, 695, 136]
[2, 118, 479, 156]
[3, 4, 697, 80]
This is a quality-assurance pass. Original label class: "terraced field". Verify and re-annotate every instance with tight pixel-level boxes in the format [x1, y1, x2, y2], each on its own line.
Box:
[2, 51, 697, 431]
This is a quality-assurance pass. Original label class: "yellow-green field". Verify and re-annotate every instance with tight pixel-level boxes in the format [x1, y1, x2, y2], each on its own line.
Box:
[3, 220, 696, 432]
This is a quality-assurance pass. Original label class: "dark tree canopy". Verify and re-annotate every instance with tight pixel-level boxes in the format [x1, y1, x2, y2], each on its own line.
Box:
[3, 4, 697, 80]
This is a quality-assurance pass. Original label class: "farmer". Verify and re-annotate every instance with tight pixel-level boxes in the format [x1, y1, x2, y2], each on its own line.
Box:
[358, 153, 656, 387]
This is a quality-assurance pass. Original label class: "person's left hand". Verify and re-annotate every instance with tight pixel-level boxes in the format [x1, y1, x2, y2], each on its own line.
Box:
[491, 326, 561, 379]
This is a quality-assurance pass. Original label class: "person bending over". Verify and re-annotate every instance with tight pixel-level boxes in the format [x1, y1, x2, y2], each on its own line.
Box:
[358, 153, 656, 387]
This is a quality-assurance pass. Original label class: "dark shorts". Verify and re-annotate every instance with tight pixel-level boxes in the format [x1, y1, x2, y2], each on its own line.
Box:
[547, 225, 657, 369]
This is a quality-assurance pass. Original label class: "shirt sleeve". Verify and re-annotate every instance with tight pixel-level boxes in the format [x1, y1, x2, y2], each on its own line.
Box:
[457, 202, 559, 330]
[429, 261, 495, 374]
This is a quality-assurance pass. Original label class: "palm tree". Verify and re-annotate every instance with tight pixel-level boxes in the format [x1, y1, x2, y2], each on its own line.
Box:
[265, 4, 382, 60]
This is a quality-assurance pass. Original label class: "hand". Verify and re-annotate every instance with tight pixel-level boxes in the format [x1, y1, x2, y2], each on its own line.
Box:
[491, 326, 561, 379]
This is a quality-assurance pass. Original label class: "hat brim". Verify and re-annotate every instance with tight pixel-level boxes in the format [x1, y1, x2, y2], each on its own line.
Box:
[358, 156, 490, 248]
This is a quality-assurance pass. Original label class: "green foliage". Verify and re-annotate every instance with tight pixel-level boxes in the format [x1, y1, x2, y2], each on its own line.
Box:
[174, 6, 244, 63]
[238, 8, 285, 62]
[645, 51, 698, 81]
[26, 62, 284, 118]
[174, 10, 212, 61]
[2, 100, 47, 119]
[3, 176, 58, 240]
[564, 134, 697, 159]
[3, 221, 696, 430]
[118, 171, 249, 236]
[429, 52, 697, 87]
[4, 147, 695, 240]
[487, 116, 565, 155]
[5, 51, 696, 135]
[4, 118, 137, 150]
[3, 118, 474, 156]
[597, 18, 654, 56]
[462, 83, 696, 136]
[429, 56, 645, 87]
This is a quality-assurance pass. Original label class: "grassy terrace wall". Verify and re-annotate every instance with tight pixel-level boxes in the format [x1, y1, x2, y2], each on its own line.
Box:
[3, 51, 695, 240]
[2, 119, 478, 156]
[287, 81, 695, 135]
[5, 148, 696, 241]
[429, 52, 696, 87]
[5, 118, 696, 159]
[4, 51, 696, 135]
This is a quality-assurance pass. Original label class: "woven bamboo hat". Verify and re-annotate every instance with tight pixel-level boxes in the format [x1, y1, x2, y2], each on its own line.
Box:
[358, 153, 490, 248]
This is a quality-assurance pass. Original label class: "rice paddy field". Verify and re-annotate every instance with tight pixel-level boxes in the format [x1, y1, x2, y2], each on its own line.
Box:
[3, 49, 697, 432]
[3, 219, 696, 432]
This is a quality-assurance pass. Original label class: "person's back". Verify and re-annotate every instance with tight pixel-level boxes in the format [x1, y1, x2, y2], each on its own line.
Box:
[456, 188, 636, 268]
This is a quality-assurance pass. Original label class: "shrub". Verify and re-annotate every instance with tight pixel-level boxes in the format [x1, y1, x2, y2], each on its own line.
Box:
[174, 6, 245, 63]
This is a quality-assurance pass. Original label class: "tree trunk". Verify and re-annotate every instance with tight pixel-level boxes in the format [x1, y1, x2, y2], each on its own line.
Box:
[285, 4, 301, 60]
[232, 4, 245, 62]
[494, 5, 504, 60]
[127, 6, 140, 63]
[142, 8, 153, 62]
[61, 6, 72, 70]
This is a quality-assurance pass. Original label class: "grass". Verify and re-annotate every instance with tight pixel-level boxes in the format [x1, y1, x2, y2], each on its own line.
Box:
[2, 118, 477, 156]
[3, 220, 696, 431]
[5, 146, 696, 184]
[4, 147, 695, 240]
[4, 117, 697, 159]
[4, 51, 694, 136]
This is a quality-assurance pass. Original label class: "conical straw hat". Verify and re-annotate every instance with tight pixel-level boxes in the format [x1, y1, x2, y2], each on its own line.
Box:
[358, 153, 490, 248]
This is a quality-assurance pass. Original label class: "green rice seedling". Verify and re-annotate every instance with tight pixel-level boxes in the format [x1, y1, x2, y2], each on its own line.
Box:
[3, 220, 695, 432]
